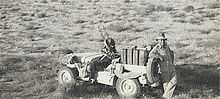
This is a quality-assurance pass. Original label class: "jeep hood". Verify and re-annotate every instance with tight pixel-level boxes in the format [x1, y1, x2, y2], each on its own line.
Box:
[73, 52, 104, 64]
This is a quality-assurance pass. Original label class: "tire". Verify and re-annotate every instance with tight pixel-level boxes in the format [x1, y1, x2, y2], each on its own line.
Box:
[116, 78, 141, 98]
[146, 57, 161, 84]
[58, 67, 76, 89]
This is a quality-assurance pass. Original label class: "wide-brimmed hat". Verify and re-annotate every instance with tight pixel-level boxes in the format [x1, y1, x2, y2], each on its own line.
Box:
[155, 33, 167, 40]
[155, 36, 167, 40]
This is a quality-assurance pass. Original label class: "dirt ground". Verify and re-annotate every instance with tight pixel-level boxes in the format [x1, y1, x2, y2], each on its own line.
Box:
[0, 0, 219, 99]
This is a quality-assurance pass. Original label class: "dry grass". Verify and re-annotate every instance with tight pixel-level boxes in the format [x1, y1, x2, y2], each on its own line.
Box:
[0, 0, 220, 99]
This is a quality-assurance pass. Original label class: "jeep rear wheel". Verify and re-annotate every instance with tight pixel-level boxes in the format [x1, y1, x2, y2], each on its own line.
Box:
[116, 78, 141, 98]
[58, 67, 76, 89]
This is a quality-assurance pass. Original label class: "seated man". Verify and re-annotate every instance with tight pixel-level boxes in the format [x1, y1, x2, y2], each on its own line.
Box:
[87, 37, 120, 82]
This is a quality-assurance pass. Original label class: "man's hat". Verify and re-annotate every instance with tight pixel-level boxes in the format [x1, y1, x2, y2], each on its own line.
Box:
[155, 33, 167, 40]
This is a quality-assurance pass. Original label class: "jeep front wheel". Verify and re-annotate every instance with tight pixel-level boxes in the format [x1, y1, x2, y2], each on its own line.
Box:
[116, 78, 141, 98]
[58, 67, 76, 89]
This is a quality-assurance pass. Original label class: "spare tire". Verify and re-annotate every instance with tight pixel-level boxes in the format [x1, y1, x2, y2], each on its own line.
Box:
[146, 57, 161, 84]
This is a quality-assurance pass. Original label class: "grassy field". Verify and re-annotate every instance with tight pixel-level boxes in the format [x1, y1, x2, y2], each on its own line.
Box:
[0, 0, 220, 99]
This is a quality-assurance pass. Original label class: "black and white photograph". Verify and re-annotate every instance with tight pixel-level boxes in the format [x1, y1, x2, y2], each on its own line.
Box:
[0, 0, 219, 99]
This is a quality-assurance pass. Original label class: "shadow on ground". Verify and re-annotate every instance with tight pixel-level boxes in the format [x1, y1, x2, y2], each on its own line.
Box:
[175, 64, 220, 98]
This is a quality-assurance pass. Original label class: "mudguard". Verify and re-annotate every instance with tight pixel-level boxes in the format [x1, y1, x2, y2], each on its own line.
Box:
[114, 64, 145, 79]
[115, 72, 142, 79]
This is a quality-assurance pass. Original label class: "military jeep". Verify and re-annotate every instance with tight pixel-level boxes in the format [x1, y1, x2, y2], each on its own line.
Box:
[57, 46, 174, 97]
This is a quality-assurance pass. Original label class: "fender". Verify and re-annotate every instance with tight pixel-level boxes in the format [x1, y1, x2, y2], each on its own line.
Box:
[114, 63, 145, 79]
[115, 72, 142, 79]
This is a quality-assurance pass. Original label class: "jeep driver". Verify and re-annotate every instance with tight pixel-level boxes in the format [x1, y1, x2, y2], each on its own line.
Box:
[87, 38, 120, 83]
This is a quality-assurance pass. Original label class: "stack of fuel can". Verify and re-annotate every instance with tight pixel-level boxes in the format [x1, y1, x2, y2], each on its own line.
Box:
[120, 47, 149, 66]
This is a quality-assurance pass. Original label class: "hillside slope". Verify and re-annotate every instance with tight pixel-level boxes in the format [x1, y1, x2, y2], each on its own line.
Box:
[0, 0, 219, 99]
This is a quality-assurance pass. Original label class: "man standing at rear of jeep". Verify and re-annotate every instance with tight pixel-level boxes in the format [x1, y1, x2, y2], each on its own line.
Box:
[148, 33, 177, 98]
